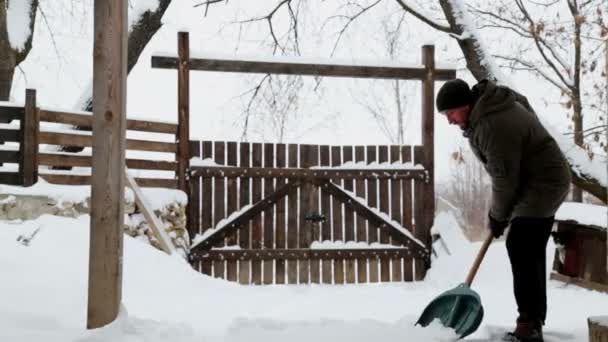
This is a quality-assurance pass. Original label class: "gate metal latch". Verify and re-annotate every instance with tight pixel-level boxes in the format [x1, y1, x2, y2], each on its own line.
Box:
[304, 212, 326, 223]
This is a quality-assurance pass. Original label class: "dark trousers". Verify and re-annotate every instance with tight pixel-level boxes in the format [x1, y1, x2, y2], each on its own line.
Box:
[506, 216, 554, 325]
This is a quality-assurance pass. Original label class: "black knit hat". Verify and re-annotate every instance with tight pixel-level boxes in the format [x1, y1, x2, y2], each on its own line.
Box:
[436, 79, 473, 112]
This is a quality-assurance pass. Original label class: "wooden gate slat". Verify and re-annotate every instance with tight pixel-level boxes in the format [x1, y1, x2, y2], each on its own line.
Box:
[342, 145, 356, 284]
[390, 145, 404, 282]
[355, 145, 367, 283]
[213, 141, 226, 279]
[238, 142, 251, 284]
[413, 145, 426, 281]
[188, 141, 201, 271]
[226, 142, 238, 282]
[378, 145, 391, 282]
[366, 145, 379, 283]
[201, 141, 213, 275]
[275, 143, 287, 284]
[402, 145, 414, 281]
[251, 143, 263, 285]
[320, 145, 332, 284]
[287, 144, 299, 284]
[331, 146, 344, 284]
[263, 143, 275, 284]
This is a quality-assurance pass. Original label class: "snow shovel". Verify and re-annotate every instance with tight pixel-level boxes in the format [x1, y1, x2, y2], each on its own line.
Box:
[416, 233, 494, 339]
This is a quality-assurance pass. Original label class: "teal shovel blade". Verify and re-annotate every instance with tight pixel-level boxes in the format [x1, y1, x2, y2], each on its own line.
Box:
[416, 283, 484, 339]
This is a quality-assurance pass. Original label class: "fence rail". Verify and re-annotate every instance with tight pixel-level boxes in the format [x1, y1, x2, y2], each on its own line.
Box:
[0, 89, 183, 188]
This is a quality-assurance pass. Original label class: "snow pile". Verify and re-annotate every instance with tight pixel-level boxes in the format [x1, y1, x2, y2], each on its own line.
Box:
[555, 202, 607, 229]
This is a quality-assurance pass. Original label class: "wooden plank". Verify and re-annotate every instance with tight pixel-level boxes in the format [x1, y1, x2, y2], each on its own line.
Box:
[213, 141, 226, 279]
[320, 145, 332, 284]
[331, 145, 344, 284]
[414, 146, 426, 280]
[0, 150, 19, 163]
[177, 32, 190, 194]
[0, 106, 23, 122]
[287, 144, 299, 284]
[238, 142, 251, 284]
[263, 143, 274, 284]
[378, 145, 390, 282]
[0, 172, 21, 185]
[21, 89, 39, 186]
[588, 317, 608, 342]
[39, 109, 178, 134]
[275, 143, 287, 284]
[191, 248, 416, 261]
[200, 141, 213, 275]
[342, 145, 356, 284]
[322, 181, 428, 258]
[402, 146, 414, 282]
[125, 171, 175, 254]
[38, 153, 177, 171]
[550, 272, 608, 294]
[151, 56, 457, 80]
[355, 145, 367, 283]
[367, 145, 379, 283]
[39, 131, 177, 153]
[87, 0, 127, 329]
[299, 144, 312, 284]
[308, 145, 320, 284]
[187, 140, 201, 262]
[39, 173, 176, 188]
[0, 128, 20, 142]
[191, 165, 426, 180]
[390, 145, 403, 282]
[251, 143, 263, 285]
[226, 141, 238, 282]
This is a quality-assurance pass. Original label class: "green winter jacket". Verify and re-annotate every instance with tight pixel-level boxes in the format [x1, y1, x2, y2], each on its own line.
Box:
[464, 80, 571, 222]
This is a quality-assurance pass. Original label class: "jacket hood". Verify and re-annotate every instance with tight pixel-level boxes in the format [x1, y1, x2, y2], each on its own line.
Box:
[468, 80, 517, 127]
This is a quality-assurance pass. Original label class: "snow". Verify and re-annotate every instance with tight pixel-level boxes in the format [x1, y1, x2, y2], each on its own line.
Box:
[2, 211, 607, 341]
[6, 0, 33, 51]
[555, 202, 607, 229]
[0, 178, 186, 211]
[191, 204, 253, 249]
[311, 161, 424, 170]
[190, 157, 222, 167]
[310, 241, 402, 249]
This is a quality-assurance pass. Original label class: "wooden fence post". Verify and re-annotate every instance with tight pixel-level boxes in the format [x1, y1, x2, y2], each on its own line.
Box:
[21, 89, 39, 186]
[87, 0, 127, 329]
[421, 45, 435, 253]
[177, 31, 190, 194]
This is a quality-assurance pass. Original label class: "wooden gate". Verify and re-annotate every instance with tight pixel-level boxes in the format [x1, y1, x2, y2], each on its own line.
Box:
[151, 31, 457, 284]
[188, 141, 431, 284]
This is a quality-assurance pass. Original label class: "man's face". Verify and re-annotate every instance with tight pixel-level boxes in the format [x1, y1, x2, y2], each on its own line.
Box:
[441, 105, 470, 130]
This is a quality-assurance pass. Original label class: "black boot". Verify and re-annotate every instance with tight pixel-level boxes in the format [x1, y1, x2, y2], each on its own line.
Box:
[502, 321, 544, 342]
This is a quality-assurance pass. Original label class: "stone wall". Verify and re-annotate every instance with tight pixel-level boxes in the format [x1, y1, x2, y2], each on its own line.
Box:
[0, 193, 188, 256]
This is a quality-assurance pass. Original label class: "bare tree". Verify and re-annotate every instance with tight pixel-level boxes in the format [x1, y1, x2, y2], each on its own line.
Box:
[0, 0, 38, 102]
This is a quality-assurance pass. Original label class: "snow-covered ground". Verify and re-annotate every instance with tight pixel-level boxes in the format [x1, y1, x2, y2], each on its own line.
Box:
[1, 211, 606, 342]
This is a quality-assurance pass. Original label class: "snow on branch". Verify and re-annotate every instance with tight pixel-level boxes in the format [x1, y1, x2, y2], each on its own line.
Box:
[6, 0, 34, 51]
[394, 0, 452, 33]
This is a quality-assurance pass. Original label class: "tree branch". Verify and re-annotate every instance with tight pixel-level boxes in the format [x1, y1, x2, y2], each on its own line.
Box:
[393, 0, 452, 33]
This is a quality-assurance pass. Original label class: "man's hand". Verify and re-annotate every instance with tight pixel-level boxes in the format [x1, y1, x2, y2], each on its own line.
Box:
[488, 213, 509, 238]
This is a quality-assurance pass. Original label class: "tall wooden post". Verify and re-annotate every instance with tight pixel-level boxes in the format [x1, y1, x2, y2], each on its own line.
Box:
[177, 32, 190, 194]
[87, 0, 127, 329]
[421, 45, 435, 258]
[21, 88, 38, 186]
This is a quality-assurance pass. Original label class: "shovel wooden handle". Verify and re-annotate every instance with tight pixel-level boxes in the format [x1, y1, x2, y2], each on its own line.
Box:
[464, 233, 494, 287]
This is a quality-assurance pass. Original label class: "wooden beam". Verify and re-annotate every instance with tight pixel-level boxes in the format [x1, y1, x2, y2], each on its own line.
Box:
[125, 171, 175, 254]
[87, 0, 127, 329]
[39, 131, 177, 153]
[0, 128, 20, 142]
[321, 181, 428, 258]
[39, 173, 176, 188]
[151, 56, 457, 81]
[550, 272, 608, 294]
[0, 171, 21, 185]
[190, 165, 428, 181]
[0, 106, 23, 123]
[39, 153, 177, 171]
[190, 248, 417, 262]
[190, 180, 301, 251]
[177, 31, 190, 194]
[589, 317, 608, 342]
[39, 109, 178, 134]
[421, 45, 435, 250]
[0, 150, 19, 163]
[20, 89, 39, 186]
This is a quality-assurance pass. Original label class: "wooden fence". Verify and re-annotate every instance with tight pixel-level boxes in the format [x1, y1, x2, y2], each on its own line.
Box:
[0, 89, 183, 188]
